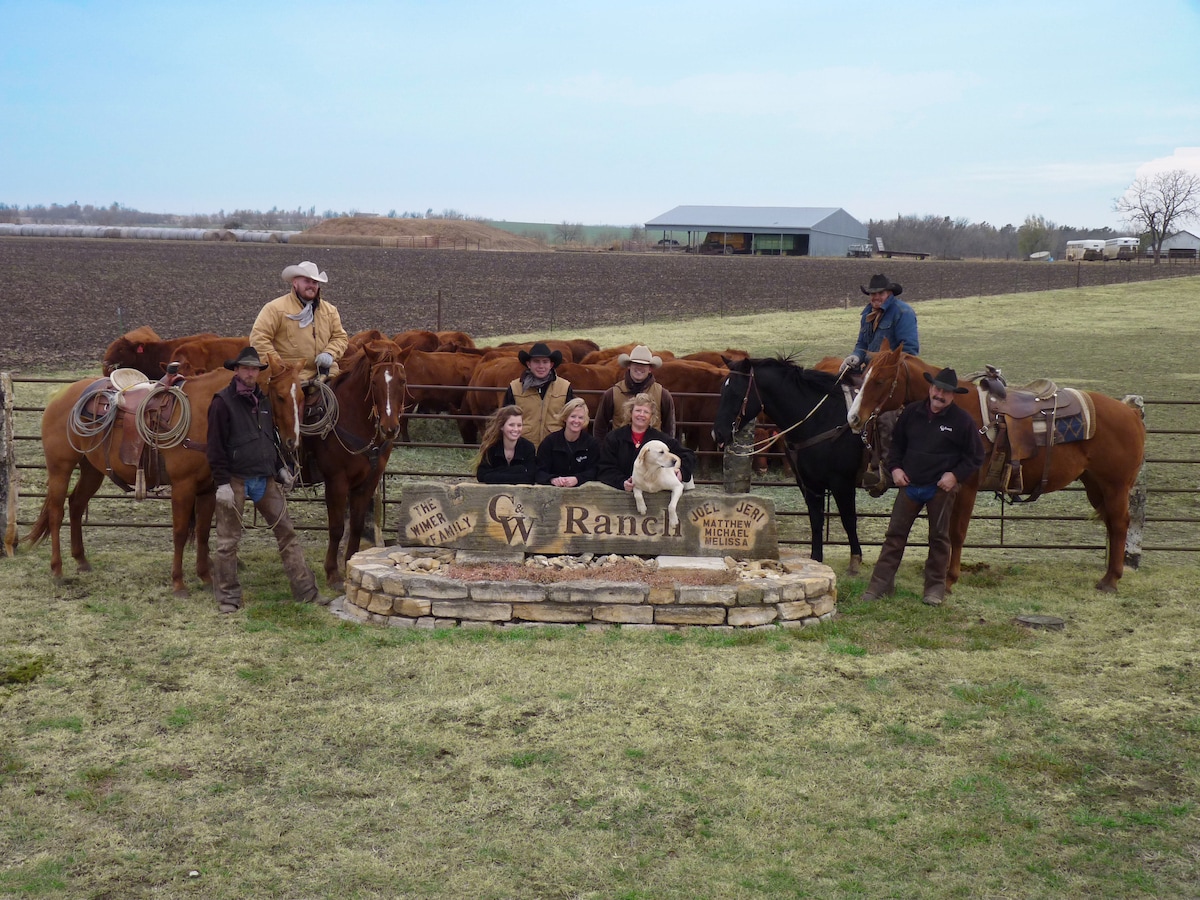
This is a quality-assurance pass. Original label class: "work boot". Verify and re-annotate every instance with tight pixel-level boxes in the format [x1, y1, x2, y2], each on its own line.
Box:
[922, 586, 945, 607]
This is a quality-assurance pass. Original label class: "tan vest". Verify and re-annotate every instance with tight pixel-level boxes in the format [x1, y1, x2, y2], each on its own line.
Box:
[611, 380, 664, 432]
[510, 377, 571, 446]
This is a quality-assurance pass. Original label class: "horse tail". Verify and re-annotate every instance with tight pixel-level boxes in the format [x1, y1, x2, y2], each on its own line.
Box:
[25, 499, 51, 547]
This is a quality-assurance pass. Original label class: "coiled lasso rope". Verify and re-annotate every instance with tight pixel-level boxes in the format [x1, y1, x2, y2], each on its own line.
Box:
[134, 384, 191, 448]
[67, 389, 119, 452]
[299, 379, 339, 439]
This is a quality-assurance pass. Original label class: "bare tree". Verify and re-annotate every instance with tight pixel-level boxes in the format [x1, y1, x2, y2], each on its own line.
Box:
[554, 221, 584, 244]
[1114, 169, 1200, 263]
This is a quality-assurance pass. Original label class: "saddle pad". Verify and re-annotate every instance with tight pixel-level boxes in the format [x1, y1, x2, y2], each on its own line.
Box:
[1029, 389, 1095, 444]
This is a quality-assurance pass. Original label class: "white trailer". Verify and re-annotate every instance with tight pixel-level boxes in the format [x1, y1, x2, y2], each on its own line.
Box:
[1103, 237, 1140, 260]
[1065, 239, 1104, 261]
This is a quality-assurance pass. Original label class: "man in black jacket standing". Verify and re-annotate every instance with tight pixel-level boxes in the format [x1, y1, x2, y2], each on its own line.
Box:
[860, 367, 985, 607]
[207, 347, 321, 614]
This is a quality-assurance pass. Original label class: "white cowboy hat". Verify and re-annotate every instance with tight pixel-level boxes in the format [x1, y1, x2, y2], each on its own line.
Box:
[281, 261, 328, 284]
[617, 345, 663, 368]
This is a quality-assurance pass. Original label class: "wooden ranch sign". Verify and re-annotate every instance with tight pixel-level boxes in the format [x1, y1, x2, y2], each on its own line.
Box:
[396, 482, 779, 559]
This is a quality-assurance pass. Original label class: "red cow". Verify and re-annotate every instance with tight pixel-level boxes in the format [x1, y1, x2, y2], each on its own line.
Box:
[399, 349, 482, 442]
[169, 337, 251, 376]
[102, 327, 220, 378]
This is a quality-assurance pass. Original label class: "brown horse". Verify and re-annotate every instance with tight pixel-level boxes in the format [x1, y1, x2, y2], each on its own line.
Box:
[846, 346, 1145, 592]
[304, 338, 406, 590]
[28, 361, 303, 595]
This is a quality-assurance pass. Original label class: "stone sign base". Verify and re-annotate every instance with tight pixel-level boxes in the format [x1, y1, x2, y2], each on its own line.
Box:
[340, 545, 837, 632]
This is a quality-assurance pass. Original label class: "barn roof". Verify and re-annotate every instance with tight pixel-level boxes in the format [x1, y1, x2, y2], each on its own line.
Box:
[645, 205, 854, 231]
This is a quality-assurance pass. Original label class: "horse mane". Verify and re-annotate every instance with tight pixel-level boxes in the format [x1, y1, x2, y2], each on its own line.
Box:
[746, 355, 842, 393]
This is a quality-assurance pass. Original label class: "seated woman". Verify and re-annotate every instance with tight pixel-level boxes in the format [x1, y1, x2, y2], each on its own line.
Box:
[597, 392, 695, 492]
[474, 405, 537, 484]
[536, 397, 600, 486]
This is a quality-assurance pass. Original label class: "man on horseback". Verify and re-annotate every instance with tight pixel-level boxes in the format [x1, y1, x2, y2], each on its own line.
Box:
[207, 347, 324, 613]
[251, 260, 349, 384]
[859, 367, 984, 607]
[842, 274, 919, 372]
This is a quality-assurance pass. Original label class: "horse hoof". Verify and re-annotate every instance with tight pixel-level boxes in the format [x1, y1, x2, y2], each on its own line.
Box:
[172, 587, 189, 599]
[1095, 581, 1118, 594]
[77, 561, 92, 573]
[846, 555, 862, 577]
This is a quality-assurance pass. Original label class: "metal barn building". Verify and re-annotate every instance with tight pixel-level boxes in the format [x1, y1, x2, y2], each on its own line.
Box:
[1155, 230, 1200, 258]
[645, 205, 867, 257]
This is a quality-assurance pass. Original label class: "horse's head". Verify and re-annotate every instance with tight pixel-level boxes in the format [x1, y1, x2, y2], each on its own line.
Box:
[712, 357, 762, 449]
[848, 346, 908, 433]
[361, 339, 407, 443]
[261, 359, 303, 455]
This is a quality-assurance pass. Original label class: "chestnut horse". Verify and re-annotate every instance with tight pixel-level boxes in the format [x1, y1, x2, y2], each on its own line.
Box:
[847, 346, 1145, 592]
[713, 356, 864, 574]
[28, 361, 303, 595]
[304, 337, 406, 590]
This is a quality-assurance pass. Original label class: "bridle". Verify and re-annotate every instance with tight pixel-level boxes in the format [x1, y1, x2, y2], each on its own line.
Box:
[331, 357, 406, 457]
[724, 364, 850, 456]
[855, 355, 910, 448]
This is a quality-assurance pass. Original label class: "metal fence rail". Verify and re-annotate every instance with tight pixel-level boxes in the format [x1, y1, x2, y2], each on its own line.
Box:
[5, 375, 1197, 558]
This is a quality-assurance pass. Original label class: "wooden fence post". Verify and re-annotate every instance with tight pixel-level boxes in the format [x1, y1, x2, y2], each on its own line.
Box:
[1, 372, 16, 556]
[1125, 394, 1146, 569]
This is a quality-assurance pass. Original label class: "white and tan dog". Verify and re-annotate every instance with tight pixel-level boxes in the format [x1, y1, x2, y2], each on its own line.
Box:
[632, 439, 694, 529]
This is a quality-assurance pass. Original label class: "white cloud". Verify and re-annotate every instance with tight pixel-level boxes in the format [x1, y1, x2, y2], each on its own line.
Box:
[1135, 147, 1200, 178]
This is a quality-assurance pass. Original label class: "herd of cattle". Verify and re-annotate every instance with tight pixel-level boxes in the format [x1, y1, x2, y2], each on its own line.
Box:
[100, 327, 766, 467]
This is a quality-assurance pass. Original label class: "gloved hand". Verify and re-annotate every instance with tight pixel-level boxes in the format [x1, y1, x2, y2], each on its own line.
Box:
[841, 354, 861, 372]
[278, 467, 296, 494]
[216, 484, 235, 506]
[315, 352, 334, 371]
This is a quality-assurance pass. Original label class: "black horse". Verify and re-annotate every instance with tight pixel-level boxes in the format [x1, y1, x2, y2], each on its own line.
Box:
[712, 356, 864, 574]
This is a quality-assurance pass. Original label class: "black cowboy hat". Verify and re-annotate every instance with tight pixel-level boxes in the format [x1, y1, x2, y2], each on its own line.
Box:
[923, 367, 969, 394]
[224, 347, 269, 371]
[518, 342, 563, 366]
[860, 273, 903, 296]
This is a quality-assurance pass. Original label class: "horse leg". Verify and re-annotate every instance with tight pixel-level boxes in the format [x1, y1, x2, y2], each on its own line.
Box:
[342, 482, 381, 589]
[65, 461, 105, 575]
[829, 480, 862, 575]
[194, 487, 216, 586]
[169, 489, 196, 597]
[323, 473, 351, 590]
[800, 485, 825, 562]
[1080, 471, 1128, 593]
[946, 483, 980, 590]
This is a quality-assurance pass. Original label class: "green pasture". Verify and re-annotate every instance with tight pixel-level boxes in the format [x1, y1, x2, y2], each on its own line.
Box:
[2, 278, 1200, 898]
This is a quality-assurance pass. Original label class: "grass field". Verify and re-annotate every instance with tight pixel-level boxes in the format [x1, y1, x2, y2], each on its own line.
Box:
[2, 279, 1199, 898]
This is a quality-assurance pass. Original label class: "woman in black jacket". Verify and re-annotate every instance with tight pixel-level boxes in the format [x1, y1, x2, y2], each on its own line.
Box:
[474, 405, 537, 484]
[536, 398, 600, 486]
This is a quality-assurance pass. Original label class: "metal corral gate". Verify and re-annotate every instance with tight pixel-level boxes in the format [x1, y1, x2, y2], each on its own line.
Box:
[3, 375, 1198, 562]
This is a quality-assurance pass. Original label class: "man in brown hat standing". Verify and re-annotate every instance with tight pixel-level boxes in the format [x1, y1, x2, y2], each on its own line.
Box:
[207, 347, 323, 613]
[592, 344, 676, 442]
[251, 261, 349, 383]
[860, 367, 984, 607]
[842, 274, 919, 372]
[502, 341, 575, 447]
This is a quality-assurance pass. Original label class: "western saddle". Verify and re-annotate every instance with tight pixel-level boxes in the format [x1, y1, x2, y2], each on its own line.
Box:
[73, 365, 191, 499]
[975, 365, 1093, 499]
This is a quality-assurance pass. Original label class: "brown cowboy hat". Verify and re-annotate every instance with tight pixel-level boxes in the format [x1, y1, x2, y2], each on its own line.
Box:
[923, 367, 968, 394]
[860, 273, 903, 296]
[517, 342, 563, 366]
[224, 347, 269, 370]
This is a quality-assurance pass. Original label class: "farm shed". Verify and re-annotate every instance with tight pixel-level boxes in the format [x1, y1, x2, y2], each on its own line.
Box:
[644, 205, 867, 257]
[1150, 230, 1200, 259]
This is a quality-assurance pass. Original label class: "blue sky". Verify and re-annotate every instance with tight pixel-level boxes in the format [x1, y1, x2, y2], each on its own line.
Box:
[3, 0, 1199, 229]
